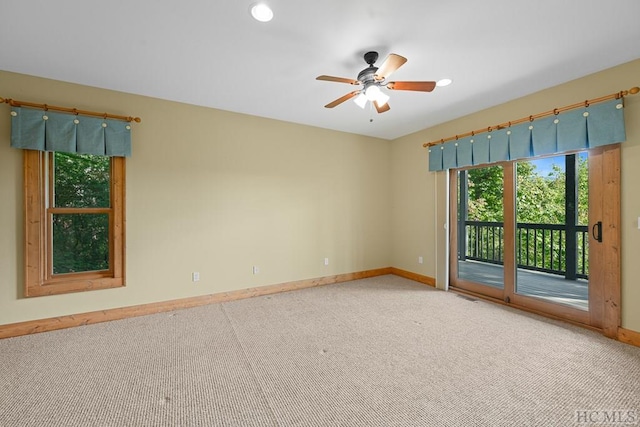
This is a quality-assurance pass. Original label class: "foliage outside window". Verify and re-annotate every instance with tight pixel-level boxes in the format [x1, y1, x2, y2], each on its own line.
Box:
[465, 155, 588, 225]
[24, 150, 125, 297]
[460, 153, 589, 276]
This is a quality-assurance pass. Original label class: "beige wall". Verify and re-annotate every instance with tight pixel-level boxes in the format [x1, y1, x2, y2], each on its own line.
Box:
[2, 59, 640, 335]
[0, 71, 391, 325]
[391, 59, 640, 333]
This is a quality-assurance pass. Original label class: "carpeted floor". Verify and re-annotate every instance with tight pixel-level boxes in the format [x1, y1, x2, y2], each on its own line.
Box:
[1, 275, 638, 426]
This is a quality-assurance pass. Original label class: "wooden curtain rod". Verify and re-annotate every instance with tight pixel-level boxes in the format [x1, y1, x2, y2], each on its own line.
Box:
[0, 97, 142, 123]
[423, 86, 639, 148]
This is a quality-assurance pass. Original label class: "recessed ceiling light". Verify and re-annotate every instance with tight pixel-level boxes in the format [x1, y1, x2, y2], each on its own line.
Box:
[250, 3, 273, 22]
[436, 78, 452, 87]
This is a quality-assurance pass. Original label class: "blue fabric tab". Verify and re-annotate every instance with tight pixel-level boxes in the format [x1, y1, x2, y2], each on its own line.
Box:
[489, 130, 509, 163]
[105, 121, 132, 157]
[442, 141, 458, 169]
[10, 107, 46, 151]
[587, 99, 626, 147]
[428, 145, 443, 171]
[456, 136, 473, 168]
[508, 123, 532, 160]
[531, 116, 557, 156]
[557, 108, 588, 152]
[45, 110, 77, 153]
[76, 116, 107, 155]
[472, 135, 490, 165]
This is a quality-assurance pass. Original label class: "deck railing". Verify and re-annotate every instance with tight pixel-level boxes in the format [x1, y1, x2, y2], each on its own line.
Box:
[461, 221, 589, 279]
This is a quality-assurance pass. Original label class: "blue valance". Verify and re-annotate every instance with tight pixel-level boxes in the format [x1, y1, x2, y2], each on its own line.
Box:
[428, 98, 625, 171]
[10, 106, 132, 157]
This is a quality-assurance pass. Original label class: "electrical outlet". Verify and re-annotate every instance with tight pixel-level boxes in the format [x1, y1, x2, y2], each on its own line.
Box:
[252, 266, 260, 275]
[324, 257, 329, 266]
[418, 256, 423, 264]
[192, 272, 200, 282]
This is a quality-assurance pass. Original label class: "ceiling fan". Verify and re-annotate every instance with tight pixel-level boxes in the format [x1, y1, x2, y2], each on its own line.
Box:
[316, 51, 436, 114]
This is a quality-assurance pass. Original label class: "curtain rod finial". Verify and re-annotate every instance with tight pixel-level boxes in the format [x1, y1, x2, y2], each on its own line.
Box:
[629, 87, 639, 95]
[133, 117, 142, 123]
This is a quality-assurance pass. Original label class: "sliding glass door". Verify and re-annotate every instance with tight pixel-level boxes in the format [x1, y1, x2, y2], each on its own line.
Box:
[449, 146, 620, 334]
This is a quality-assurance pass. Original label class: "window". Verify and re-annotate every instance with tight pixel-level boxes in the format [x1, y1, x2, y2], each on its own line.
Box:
[24, 150, 125, 296]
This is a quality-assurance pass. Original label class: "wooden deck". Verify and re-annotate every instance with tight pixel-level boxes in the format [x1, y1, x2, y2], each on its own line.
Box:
[458, 260, 588, 310]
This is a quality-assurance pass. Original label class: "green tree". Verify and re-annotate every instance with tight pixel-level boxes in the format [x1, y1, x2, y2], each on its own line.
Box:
[516, 161, 564, 224]
[577, 155, 589, 226]
[466, 166, 503, 221]
[466, 156, 588, 225]
[516, 156, 588, 225]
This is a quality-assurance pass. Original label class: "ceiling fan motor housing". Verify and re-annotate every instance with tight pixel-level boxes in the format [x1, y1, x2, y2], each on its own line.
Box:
[358, 67, 378, 85]
[363, 51, 379, 65]
[359, 51, 381, 85]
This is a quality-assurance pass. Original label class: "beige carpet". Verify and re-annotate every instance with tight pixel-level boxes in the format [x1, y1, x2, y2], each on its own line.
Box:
[1, 275, 638, 426]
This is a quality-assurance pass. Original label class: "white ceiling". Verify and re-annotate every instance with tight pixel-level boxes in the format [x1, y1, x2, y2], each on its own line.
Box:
[2, 1, 640, 140]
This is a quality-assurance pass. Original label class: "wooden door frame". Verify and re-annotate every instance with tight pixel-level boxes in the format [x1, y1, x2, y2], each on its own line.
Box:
[589, 145, 622, 337]
[448, 147, 621, 337]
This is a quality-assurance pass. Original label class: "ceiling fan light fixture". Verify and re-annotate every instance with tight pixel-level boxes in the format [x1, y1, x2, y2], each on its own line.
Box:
[436, 78, 452, 87]
[365, 84, 382, 101]
[360, 84, 390, 108]
[375, 91, 390, 107]
[354, 93, 367, 109]
[250, 3, 273, 22]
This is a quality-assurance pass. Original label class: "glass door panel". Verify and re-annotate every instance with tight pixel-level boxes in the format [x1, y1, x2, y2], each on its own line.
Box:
[514, 154, 589, 310]
[457, 165, 505, 289]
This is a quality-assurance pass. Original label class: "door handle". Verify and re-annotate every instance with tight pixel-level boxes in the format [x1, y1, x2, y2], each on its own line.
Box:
[592, 221, 603, 243]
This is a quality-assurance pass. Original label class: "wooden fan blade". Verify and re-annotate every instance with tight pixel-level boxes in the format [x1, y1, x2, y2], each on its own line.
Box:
[386, 81, 436, 92]
[316, 75, 360, 85]
[374, 54, 407, 80]
[324, 91, 360, 108]
[374, 101, 390, 113]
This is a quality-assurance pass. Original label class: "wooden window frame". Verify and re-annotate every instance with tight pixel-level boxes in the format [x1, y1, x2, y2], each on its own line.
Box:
[24, 150, 126, 297]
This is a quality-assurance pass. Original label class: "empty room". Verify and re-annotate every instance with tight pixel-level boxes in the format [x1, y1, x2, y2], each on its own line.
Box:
[1, 1, 639, 426]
